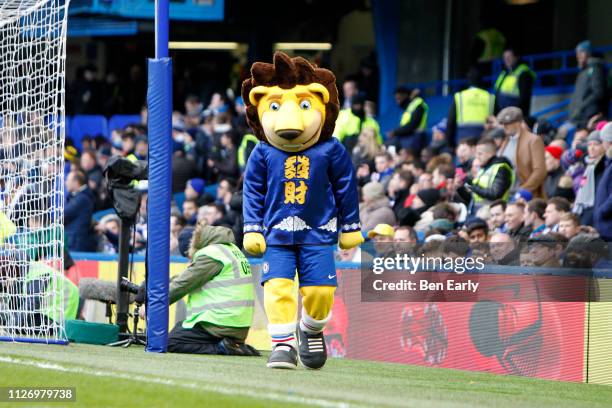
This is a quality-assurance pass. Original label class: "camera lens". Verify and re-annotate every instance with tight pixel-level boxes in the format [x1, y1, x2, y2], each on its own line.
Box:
[119, 277, 140, 295]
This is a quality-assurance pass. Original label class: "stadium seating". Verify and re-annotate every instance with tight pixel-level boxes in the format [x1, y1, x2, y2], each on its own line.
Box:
[108, 114, 141, 132]
[70, 115, 109, 150]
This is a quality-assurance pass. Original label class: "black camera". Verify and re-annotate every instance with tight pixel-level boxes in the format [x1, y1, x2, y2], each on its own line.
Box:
[119, 277, 140, 295]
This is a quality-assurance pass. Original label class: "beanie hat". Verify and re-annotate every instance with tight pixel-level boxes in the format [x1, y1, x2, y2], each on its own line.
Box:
[545, 145, 563, 160]
[601, 122, 612, 143]
[178, 226, 195, 258]
[576, 40, 592, 53]
[187, 178, 205, 195]
[587, 130, 602, 144]
[511, 188, 533, 203]
[416, 188, 441, 209]
[362, 182, 386, 201]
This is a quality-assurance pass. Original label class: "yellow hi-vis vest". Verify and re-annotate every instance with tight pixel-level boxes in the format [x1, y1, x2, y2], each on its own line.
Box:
[476, 29, 505, 62]
[0, 211, 16, 243]
[24, 262, 79, 322]
[455, 87, 493, 126]
[334, 108, 382, 144]
[494, 63, 536, 98]
[472, 162, 515, 203]
[238, 134, 259, 169]
[182, 243, 254, 329]
[400, 97, 428, 131]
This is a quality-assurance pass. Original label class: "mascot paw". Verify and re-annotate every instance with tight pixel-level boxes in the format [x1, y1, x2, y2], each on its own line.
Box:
[338, 231, 364, 250]
[244, 232, 267, 255]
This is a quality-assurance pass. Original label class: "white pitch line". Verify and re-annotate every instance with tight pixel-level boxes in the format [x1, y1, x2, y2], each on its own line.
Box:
[0, 356, 358, 408]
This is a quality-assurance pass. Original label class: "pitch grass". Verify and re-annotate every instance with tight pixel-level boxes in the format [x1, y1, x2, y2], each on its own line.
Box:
[0, 343, 610, 408]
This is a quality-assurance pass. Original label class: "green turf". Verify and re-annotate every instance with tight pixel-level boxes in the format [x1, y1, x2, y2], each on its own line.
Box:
[0, 343, 610, 408]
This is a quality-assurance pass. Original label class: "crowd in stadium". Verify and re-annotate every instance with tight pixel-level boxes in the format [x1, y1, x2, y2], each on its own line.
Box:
[59, 40, 611, 268]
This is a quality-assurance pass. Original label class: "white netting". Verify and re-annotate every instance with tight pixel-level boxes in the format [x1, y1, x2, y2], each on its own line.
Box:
[0, 0, 70, 343]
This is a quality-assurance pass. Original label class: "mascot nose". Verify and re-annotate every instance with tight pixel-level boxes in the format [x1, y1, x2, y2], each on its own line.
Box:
[275, 129, 302, 140]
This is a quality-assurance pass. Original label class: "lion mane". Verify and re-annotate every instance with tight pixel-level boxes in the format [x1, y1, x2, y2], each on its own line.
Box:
[241, 51, 339, 143]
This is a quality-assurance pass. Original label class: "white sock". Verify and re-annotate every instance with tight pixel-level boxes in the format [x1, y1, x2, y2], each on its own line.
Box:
[299, 308, 331, 334]
[268, 322, 297, 349]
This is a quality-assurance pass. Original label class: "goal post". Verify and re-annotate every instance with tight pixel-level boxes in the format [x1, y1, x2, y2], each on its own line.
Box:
[0, 0, 71, 344]
[145, 0, 172, 352]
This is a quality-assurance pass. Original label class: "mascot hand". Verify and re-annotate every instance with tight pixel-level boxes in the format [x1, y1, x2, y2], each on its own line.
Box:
[244, 232, 267, 255]
[339, 231, 364, 250]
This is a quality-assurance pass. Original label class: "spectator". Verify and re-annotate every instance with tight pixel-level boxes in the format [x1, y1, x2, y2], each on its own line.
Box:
[593, 123, 612, 240]
[182, 199, 198, 226]
[489, 232, 520, 265]
[568, 41, 608, 128]
[388, 170, 414, 216]
[208, 131, 239, 183]
[386, 87, 429, 152]
[573, 130, 607, 225]
[97, 214, 120, 254]
[134, 137, 148, 160]
[544, 197, 571, 233]
[543, 145, 564, 198]
[65, 170, 96, 252]
[397, 188, 441, 228]
[360, 182, 396, 232]
[497, 107, 547, 198]
[80, 151, 104, 193]
[371, 152, 394, 188]
[341, 76, 359, 109]
[351, 128, 382, 169]
[334, 95, 381, 153]
[455, 137, 477, 174]
[493, 48, 535, 115]
[393, 226, 417, 254]
[465, 138, 514, 206]
[428, 119, 453, 156]
[527, 234, 567, 268]
[199, 203, 232, 228]
[172, 142, 198, 193]
[185, 178, 206, 202]
[447, 68, 493, 145]
[337, 244, 361, 263]
[525, 198, 547, 238]
[504, 202, 531, 240]
[489, 199, 507, 232]
[558, 213, 582, 240]
[465, 218, 488, 244]
[367, 224, 395, 255]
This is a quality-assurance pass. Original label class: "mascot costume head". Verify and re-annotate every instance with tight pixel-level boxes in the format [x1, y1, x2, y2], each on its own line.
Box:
[241, 52, 363, 369]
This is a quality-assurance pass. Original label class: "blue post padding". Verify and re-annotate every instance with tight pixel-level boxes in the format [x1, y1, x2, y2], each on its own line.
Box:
[146, 57, 172, 352]
[372, 0, 399, 115]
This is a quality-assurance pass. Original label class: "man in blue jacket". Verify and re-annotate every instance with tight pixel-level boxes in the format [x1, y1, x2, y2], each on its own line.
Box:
[65, 170, 97, 251]
[594, 123, 612, 241]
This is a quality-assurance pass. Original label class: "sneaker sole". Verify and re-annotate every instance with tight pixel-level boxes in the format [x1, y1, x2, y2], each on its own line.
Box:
[266, 361, 298, 369]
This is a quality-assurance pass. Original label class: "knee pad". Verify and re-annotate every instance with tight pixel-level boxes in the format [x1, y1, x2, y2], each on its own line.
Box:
[300, 286, 336, 320]
[264, 278, 297, 324]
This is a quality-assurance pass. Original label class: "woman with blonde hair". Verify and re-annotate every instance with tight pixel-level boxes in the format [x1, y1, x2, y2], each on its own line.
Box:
[351, 127, 381, 168]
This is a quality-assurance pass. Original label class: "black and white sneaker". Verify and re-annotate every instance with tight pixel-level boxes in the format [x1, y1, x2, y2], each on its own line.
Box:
[267, 344, 298, 369]
[297, 325, 327, 369]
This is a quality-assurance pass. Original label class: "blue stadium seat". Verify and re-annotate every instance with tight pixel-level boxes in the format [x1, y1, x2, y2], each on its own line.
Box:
[108, 114, 141, 132]
[70, 115, 108, 151]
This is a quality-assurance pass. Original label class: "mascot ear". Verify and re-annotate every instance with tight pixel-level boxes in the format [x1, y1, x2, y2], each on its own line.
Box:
[306, 83, 330, 104]
[248, 86, 270, 107]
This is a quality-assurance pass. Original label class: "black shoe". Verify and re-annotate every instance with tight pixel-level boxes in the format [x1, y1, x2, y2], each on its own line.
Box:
[297, 325, 327, 369]
[218, 338, 260, 356]
[266, 344, 298, 369]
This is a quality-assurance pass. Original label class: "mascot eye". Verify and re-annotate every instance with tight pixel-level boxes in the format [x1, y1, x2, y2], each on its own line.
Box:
[299, 100, 311, 110]
[269, 102, 280, 111]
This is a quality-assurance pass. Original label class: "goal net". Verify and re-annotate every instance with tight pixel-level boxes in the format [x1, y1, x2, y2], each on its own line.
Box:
[0, 0, 70, 344]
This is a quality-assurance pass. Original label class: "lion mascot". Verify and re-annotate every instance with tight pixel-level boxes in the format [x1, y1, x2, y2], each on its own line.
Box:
[241, 52, 363, 369]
